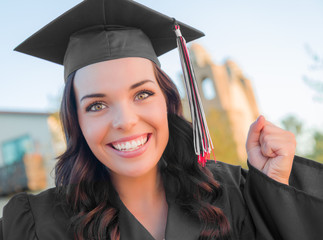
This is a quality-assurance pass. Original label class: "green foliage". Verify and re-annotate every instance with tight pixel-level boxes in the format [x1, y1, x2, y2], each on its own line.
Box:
[301, 45, 323, 163]
[280, 114, 323, 164]
[281, 115, 303, 136]
[303, 44, 323, 102]
[207, 110, 246, 168]
[306, 131, 323, 164]
[280, 115, 304, 156]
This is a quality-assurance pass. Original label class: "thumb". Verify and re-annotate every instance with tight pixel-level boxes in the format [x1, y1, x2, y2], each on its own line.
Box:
[246, 115, 266, 151]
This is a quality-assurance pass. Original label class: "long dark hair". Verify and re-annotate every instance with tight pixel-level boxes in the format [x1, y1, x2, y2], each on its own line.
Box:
[55, 63, 230, 239]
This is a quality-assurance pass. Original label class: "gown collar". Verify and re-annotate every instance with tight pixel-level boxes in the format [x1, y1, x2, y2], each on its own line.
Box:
[117, 177, 201, 240]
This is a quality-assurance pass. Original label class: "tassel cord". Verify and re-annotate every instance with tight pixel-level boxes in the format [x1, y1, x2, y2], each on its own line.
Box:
[173, 22, 214, 165]
[179, 36, 210, 152]
[176, 28, 209, 154]
[176, 37, 202, 155]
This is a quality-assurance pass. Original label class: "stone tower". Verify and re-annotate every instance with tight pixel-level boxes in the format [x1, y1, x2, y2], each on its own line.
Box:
[181, 44, 259, 165]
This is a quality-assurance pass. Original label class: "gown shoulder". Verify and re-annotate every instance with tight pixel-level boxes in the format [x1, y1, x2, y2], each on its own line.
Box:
[1, 192, 37, 240]
[205, 159, 256, 239]
[0, 188, 72, 240]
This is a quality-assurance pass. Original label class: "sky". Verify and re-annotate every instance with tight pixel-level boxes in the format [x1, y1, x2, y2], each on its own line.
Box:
[0, 0, 323, 138]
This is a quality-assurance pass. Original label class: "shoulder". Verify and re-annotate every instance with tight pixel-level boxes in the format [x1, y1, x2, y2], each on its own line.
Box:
[5, 187, 57, 205]
[204, 160, 250, 236]
[204, 160, 249, 201]
[2, 188, 72, 240]
[4, 188, 58, 218]
[205, 160, 248, 188]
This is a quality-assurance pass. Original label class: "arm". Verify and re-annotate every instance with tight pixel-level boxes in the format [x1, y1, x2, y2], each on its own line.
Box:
[243, 155, 323, 240]
[209, 156, 323, 239]
[241, 116, 323, 239]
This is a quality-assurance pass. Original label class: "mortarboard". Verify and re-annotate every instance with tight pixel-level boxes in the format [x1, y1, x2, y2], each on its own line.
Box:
[14, 0, 203, 80]
[15, 0, 214, 166]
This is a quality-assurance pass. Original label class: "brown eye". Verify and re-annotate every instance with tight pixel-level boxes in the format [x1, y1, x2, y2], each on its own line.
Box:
[136, 92, 149, 100]
[87, 102, 107, 112]
[135, 90, 154, 101]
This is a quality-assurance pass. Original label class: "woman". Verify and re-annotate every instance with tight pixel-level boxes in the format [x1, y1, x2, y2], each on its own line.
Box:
[1, 0, 323, 239]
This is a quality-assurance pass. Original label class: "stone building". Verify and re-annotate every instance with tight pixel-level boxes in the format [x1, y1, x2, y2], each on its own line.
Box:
[182, 44, 259, 165]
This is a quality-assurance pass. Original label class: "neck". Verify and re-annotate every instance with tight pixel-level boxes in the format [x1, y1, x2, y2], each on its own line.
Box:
[111, 166, 164, 206]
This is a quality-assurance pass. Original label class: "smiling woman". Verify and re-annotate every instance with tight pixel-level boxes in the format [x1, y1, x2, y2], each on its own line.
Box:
[74, 58, 169, 178]
[1, 0, 323, 240]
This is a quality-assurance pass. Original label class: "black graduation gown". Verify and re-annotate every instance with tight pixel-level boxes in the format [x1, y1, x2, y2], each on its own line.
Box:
[1, 155, 323, 240]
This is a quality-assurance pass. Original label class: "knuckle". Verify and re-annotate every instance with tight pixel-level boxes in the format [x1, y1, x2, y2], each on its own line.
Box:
[262, 141, 270, 152]
[263, 134, 270, 142]
[261, 134, 270, 144]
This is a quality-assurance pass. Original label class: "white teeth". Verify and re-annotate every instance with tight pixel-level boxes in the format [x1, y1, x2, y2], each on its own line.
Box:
[112, 135, 148, 152]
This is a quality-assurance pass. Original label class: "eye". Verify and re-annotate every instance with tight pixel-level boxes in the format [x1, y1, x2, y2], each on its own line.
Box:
[135, 90, 154, 101]
[86, 102, 107, 112]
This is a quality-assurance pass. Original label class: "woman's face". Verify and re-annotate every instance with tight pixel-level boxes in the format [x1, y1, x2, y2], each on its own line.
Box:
[74, 57, 169, 178]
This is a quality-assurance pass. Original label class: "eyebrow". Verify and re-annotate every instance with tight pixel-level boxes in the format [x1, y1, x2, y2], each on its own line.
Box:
[80, 79, 155, 102]
[129, 79, 155, 90]
[80, 93, 106, 102]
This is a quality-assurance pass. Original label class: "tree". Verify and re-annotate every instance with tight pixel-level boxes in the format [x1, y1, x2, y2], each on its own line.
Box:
[281, 115, 303, 137]
[301, 45, 323, 163]
[280, 115, 304, 155]
[280, 115, 323, 163]
[303, 44, 323, 102]
[306, 131, 323, 164]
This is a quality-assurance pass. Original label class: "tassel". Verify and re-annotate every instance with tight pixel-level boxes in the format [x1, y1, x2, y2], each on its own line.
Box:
[172, 19, 215, 167]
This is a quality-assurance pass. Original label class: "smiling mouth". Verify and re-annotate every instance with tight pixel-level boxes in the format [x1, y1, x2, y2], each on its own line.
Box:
[109, 134, 150, 152]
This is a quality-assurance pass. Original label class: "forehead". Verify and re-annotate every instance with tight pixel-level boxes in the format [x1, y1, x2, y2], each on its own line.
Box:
[74, 57, 156, 93]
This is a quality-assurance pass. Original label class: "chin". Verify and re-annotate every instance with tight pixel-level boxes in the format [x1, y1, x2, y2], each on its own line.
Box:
[112, 159, 160, 178]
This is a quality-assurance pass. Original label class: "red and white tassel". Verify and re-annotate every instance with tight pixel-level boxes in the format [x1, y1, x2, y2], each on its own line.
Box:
[173, 20, 215, 167]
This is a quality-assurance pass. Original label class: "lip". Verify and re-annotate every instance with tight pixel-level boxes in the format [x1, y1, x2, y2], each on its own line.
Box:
[108, 133, 152, 158]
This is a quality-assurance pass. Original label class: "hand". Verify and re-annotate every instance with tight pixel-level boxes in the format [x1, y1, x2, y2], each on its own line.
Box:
[246, 115, 296, 185]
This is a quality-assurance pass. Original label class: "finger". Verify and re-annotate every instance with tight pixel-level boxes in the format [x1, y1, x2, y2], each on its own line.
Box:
[259, 125, 284, 146]
[260, 140, 278, 158]
[260, 135, 295, 157]
[259, 125, 297, 154]
[247, 147, 268, 170]
[246, 115, 266, 151]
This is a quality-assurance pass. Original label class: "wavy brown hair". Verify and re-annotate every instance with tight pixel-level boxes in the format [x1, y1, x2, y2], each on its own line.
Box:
[55, 63, 230, 239]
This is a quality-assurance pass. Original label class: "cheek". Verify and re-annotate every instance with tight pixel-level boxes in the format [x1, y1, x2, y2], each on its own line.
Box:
[143, 97, 169, 145]
[78, 113, 107, 147]
[141, 97, 168, 127]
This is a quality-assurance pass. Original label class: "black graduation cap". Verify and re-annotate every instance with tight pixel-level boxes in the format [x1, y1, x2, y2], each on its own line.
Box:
[15, 0, 214, 165]
[14, 0, 204, 80]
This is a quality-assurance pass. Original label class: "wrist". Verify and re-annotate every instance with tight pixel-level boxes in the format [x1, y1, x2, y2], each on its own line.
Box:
[267, 173, 289, 185]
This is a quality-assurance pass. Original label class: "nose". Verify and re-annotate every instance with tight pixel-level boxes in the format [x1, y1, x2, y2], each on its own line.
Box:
[112, 102, 138, 131]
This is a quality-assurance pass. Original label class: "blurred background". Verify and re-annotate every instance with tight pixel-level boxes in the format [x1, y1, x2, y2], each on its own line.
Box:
[1, 0, 323, 216]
